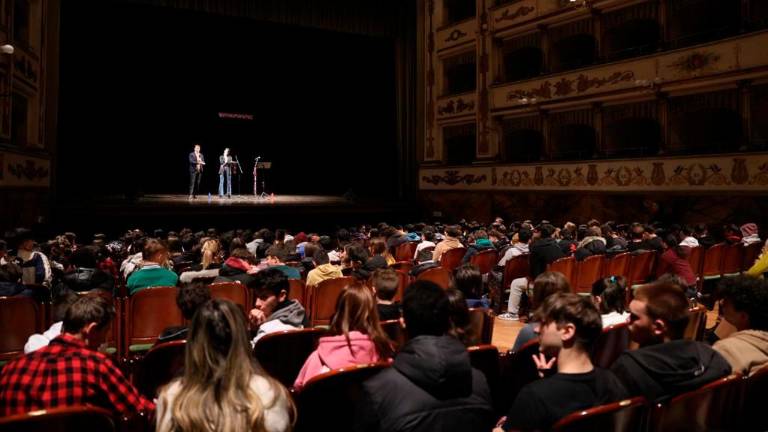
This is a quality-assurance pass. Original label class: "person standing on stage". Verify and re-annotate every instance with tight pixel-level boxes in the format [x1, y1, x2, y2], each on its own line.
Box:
[188, 144, 205, 199]
[219, 148, 233, 198]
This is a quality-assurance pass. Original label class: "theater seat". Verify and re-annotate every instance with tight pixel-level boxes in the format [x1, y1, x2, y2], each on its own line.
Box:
[440, 247, 467, 272]
[415, 266, 451, 290]
[591, 322, 630, 369]
[0, 295, 44, 362]
[552, 397, 646, 432]
[0, 406, 115, 432]
[294, 362, 389, 432]
[124, 286, 183, 355]
[132, 340, 186, 399]
[498, 339, 541, 415]
[307, 277, 354, 326]
[208, 282, 249, 314]
[253, 327, 326, 388]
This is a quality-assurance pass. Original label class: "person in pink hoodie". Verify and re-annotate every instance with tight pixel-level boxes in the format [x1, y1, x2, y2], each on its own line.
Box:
[294, 283, 393, 390]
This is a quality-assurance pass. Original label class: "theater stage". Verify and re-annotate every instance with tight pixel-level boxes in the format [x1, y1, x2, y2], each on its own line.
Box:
[53, 194, 415, 235]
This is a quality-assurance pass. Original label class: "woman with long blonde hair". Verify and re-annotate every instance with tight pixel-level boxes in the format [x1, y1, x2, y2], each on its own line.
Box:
[156, 299, 293, 432]
[200, 239, 222, 270]
[293, 284, 393, 390]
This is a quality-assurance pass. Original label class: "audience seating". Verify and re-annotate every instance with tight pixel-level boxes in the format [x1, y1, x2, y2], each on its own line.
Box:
[498, 339, 541, 415]
[380, 319, 405, 348]
[470, 249, 499, 275]
[467, 307, 494, 345]
[548, 256, 576, 283]
[501, 253, 530, 293]
[627, 251, 656, 288]
[591, 322, 631, 369]
[701, 243, 725, 283]
[683, 305, 707, 342]
[440, 247, 466, 272]
[294, 362, 389, 432]
[124, 286, 183, 356]
[602, 252, 630, 279]
[415, 266, 451, 290]
[389, 261, 413, 274]
[574, 255, 605, 294]
[253, 328, 326, 388]
[742, 242, 762, 272]
[0, 295, 44, 362]
[743, 364, 768, 431]
[0, 406, 116, 432]
[208, 282, 249, 314]
[467, 344, 502, 412]
[287, 278, 305, 305]
[393, 270, 410, 302]
[649, 373, 744, 432]
[552, 397, 646, 432]
[307, 276, 354, 326]
[686, 246, 704, 282]
[394, 242, 418, 262]
[721, 243, 744, 277]
[132, 340, 186, 399]
[76, 290, 121, 355]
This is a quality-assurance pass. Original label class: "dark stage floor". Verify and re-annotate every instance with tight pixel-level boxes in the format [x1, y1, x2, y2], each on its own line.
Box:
[52, 194, 416, 237]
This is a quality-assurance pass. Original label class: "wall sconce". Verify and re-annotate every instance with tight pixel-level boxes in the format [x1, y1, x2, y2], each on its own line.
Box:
[0, 44, 13, 54]
[634, 77, 663, 92]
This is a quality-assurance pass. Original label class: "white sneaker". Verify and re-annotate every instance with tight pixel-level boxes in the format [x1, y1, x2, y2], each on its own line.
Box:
[497, 312, 519, 321]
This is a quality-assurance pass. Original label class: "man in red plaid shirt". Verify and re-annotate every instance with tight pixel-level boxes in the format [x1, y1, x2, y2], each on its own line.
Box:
[0, 296, 154, 416]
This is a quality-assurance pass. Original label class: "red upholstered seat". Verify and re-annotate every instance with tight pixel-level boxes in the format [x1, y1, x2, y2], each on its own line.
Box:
[552, 397, 646, 432]
[0, 406, 116, 432]
[253, 327, 326, 388]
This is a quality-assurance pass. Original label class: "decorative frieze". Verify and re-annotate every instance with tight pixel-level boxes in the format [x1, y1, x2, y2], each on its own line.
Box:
[0, 151, 50, 188]
[419, 153, 768, 192]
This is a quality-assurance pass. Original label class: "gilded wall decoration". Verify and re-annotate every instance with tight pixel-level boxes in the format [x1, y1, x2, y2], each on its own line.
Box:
[667, 51, 721, 75]
[507, 71, 635, 101]
[421, 154, 768, 192]
[437, 97, 475, 116]
[422, 170, 487, 186]
[444, 29, 468, 43]
[494, 5, 535, 23]
[0, 152, 50, 188]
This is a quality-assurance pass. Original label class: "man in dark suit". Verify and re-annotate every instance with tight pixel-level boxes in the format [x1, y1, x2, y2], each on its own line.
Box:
[188, 144, 205, 199]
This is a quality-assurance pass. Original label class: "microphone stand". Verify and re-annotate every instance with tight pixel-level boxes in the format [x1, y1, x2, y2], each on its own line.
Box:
[253, 156, 261, 198]
[235, 156, 243, 197]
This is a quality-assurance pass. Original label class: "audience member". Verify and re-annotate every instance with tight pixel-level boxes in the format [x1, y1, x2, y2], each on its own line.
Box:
[305, 248, 342, 287]
[294, 284, 393, 390]
[354, 280, 493, 432]
[591, 276, 630, 327]
[156, 299, 293, 432]
[24, 290, 79, 353]
[610, 282, 731, 401]
[372, 268, 402, 321]
[249, 268, 306, 343]
[432, 225, 463, 262]
[158, 282, 212, 343]
[512, 271, 573, 350]
[127, 238, 178, 295]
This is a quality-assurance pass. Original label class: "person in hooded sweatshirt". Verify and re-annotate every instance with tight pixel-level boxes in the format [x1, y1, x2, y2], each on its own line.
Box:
[461, 229, 496, 264]
[353, 280, 493, 432]
[293, 283, 393, 390]
[713, 275, 768, 376]
[305, 248, 343, 288]
[213, 248, 257, 285]
[610, 282, 731, 402]
[249, 268, 307, 344]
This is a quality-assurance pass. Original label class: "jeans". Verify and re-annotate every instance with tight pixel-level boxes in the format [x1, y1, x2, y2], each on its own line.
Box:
[507, 277, 530, 315]
[219, 169, 232, 196]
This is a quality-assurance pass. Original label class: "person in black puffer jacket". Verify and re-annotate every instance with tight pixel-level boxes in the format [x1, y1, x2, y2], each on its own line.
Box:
[354, 280, 493, 432]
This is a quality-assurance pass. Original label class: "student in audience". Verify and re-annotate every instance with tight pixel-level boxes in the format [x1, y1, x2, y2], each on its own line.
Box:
[372, 268, 402, 321]
[410, 248, 441, 277]
[462, 229, 496, 264]
[497, 228, 531, 267]
[432, 224, 464, 262]
[496, 293, 629, 431]
[249, 268, 306, 343]
[678, 225, 700, 248]
[294, 284, 393, 390]
[354, 280, 493, 432]
[413, 227, 436, 259]
[610, 282, 731, 401]
[741, 223, 761, 246]
[25, 290, 79, 353]
[694, 223, 717, 249]
[305, 247, 343, 287]
[0, 296, 154, 416]
[367, 238, 395, 270]
[452, 264, 489, 308]
[499, 224, 565, 321]
[591, 276, 630, 327]
[656, 234, 697, 296]
[265, 245, 301, 279]
[157, 299, 293, 432]
[746, 242, 768, 278]
[713, 276, 768, 376]
[512, 271, 573, 350]
[120, 236, 146, 280]
[157, 282, 212, 344]
[0, 260, 27, 296]
[446, 288, 477, 346]
[574, 226, 607, 261]
[344, 244, 371, 279]
[214, 247, 257, 285]
[127, 238, 178, 295]
[55, 245, 114, 295]
[12, 228, 52, 286]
